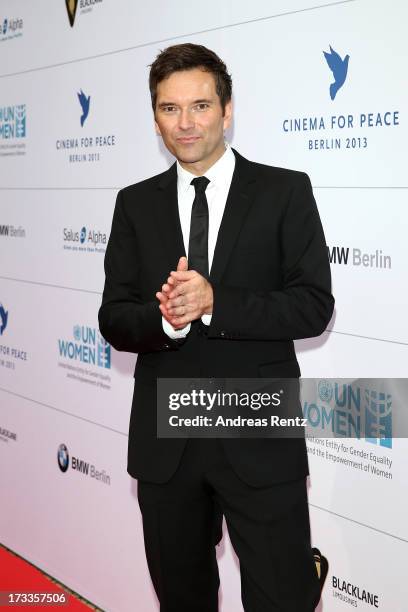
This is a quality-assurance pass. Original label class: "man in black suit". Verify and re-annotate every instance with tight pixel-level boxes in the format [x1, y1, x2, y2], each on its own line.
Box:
[99, 43, 334, 612]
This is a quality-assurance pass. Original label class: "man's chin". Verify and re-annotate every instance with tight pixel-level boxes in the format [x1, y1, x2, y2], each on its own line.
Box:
[178, 156, 201, 164]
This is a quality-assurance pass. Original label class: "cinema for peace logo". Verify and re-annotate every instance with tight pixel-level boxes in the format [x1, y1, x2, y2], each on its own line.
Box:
[323, 45, 350, 100]
[0, 303, 8, 336]
[281, 44, 401, 152]
[55, 88, 116, 164]
[78, 90, 90, 126]
[0, 301, 29, 369]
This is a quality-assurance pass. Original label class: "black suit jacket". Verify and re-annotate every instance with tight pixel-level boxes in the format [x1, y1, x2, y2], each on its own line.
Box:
[98, 149, 334, 486]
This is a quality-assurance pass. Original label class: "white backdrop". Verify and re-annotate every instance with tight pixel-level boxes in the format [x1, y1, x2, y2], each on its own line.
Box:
[0, 1, 407, 610]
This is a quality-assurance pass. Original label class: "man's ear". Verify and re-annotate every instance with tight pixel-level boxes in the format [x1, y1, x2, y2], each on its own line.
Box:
[223, 99, 232, 131]
[154, 119, 161, 136]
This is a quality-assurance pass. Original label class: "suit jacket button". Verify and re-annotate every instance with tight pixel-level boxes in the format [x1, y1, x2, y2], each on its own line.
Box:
[220, 331, 226, 337]
[163, 343, 170, 349]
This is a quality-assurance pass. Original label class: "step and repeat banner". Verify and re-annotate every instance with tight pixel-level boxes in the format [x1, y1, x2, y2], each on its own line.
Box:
[1, 1, 407, 610]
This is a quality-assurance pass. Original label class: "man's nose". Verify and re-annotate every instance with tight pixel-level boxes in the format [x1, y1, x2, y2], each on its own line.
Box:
[178, 108, 194, 130]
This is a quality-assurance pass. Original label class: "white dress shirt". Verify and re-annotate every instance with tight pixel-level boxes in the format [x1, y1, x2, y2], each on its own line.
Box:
[162, 142, 236, 339]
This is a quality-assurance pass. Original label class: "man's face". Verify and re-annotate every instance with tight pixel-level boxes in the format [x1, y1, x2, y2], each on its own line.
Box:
[154, 67, 232, 173]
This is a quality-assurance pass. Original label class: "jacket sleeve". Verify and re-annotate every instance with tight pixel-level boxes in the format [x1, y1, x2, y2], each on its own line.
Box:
[208, 173, 334, 341]
[98, 189, 182, 353]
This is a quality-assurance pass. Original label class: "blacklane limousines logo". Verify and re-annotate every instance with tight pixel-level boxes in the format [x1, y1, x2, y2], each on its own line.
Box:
[57, 442, 111, 484]
[55, 89, 116, 163]
[332, 574, 379, 608]
[65, 0, 78, 27]
[303, 380, 392, 448]
[281, 45, 400, 151]
[65, 0, 104, 28]
[58, 325, 111, 369]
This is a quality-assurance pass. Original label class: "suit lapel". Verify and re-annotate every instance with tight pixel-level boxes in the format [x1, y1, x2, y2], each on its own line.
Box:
[210, 149, 258, 284]
[154, 162, 186, 269]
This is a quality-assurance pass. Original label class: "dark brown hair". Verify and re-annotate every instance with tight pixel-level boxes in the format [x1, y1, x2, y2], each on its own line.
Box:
[149, 43, 232, 114]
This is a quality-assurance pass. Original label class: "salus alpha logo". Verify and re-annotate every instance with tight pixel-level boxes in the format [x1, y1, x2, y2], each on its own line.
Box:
[281, 45, 400, 152]
[63, 225, 107, 253]
[0, 16, 24, 41]
[0, 224, 26, 239]
[323, 46, 350, 100]
[55, 90, 116, 164]
[58, 325, 111, 369]
[327, 245, 391, 270]
[0, 301, 28, 370]
[57, 443, 111, 485]
[303, 380, 392, 448]
[65, 0, 104, 28]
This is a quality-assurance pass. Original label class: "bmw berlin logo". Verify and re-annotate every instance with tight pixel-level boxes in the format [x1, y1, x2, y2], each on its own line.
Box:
[58, 443, 70, 472]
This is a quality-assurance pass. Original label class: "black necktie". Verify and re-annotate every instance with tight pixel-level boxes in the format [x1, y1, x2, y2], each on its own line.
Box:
[188, 176, 210, 278]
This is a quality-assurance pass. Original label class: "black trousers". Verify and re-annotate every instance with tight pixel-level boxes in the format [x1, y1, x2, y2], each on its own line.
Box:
[137, 438, 321, 612]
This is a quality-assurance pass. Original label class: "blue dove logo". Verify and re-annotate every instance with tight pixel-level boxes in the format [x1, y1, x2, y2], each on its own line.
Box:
[80, 226, 86, 244]
[0, 303, 8, 335]
[323, 46, 350, 100]
[77, 89, 91, 127]
[2, 19, 7, 34]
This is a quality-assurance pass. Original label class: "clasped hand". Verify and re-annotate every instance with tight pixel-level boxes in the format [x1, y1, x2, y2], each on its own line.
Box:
[156, 256, 213, 330]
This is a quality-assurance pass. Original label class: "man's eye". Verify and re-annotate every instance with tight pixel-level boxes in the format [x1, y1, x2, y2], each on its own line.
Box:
[194, 103, 209, 111]
[163, 106, 176, 113]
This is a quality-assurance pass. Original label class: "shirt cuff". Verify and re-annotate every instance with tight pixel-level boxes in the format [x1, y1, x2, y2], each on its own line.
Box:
[162, 316, 191, 339]
[201, 313, 212, 326]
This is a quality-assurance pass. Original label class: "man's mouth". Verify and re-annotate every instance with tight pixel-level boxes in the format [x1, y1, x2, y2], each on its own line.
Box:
[176, 136, 201, 144]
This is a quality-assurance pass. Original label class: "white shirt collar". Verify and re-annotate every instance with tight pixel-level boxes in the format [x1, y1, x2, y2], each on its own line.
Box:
[176, 142, 235, 193]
